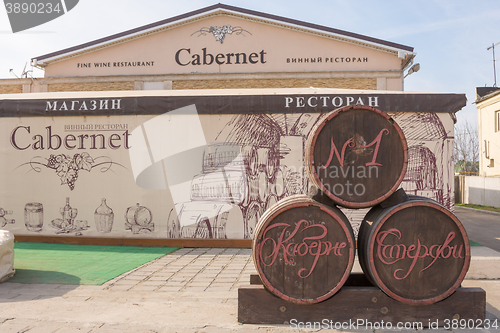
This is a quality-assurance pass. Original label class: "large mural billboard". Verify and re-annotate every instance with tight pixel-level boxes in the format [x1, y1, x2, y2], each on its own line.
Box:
[0, 90, 465, 241]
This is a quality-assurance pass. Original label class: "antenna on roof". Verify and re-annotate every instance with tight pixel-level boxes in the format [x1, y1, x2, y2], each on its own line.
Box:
[487, 42, 500, 87]
[8, 69, 19, 79]
[21, 62, 33, 79]
[9, 62, 34, 80]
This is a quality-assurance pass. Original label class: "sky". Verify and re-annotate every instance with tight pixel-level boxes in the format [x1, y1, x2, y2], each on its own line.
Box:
[1, 0, 500, 128]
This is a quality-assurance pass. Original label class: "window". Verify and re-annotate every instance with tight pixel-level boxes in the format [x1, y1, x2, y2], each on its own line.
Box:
[143, 82, 166, 90]
[497, 111, 500, 132]
[134, 81, 173, 90]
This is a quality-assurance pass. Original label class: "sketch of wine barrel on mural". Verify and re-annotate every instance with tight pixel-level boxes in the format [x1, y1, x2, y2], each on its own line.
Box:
[166, 143, 246, 239]
[391, 112, 452, 209]
[244, 201, 262, 239]
[253, 195, 355, 304]
[402, 144, 443, 203]
[357, 195, 471, 305]
[306, 105, 408, 208]
[261, 147, 278, 180]
[125, 203, 154, 234]
[167, 199, 245, 239]
[167, 110, 322, 240]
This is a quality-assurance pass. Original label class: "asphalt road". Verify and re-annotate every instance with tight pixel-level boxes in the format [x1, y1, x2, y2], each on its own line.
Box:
[455, 206, 500, 252]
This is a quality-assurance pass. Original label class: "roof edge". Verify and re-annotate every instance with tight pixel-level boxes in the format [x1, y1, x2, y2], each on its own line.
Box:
[476, 88, 500, 104]
[32, 3, 414, 64]
[216, 4, 413, 52]
[33, 4, 222, 63]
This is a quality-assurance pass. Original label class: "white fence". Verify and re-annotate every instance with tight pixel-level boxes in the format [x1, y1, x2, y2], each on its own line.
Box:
[455, 175, 500, 208]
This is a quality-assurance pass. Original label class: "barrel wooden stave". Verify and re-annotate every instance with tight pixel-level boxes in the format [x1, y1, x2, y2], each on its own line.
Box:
[306, 105, 408, 208]
[358, 196, 470, 305]
[253, 195, 355, 304]
[24, 202, 43, 232]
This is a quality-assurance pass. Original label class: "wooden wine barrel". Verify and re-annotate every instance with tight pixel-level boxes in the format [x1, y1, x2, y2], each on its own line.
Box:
[358, 196, 471, 305]
[306, 105, 408, 208]
[253, 195, 355, 304]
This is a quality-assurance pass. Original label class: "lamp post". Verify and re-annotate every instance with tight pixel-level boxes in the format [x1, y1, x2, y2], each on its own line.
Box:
[404, 63, 420, 78]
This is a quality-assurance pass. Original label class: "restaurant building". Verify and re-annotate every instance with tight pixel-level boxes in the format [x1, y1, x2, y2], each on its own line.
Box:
[0, 5, 466, 247]
[0, 4, 416, 94]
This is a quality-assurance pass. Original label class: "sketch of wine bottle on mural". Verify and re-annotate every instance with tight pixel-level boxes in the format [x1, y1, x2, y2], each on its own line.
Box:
[0, 207, 15, 228]
[51, 197, 89, 235]
[4, 0, 79, 33]
[94, 198, 114, 233]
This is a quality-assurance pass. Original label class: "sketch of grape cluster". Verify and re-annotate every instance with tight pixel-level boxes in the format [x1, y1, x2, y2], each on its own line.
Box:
[210, 25, 233, 43]
[46, 153, 94, 190]
[191, 25, 252, 44]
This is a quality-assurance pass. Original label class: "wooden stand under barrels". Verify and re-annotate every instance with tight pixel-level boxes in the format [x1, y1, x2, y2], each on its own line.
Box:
[239, 193, 485, 326]
[238, 105, 485, 327]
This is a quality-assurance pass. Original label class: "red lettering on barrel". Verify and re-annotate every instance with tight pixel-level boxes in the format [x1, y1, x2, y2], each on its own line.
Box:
[258, 219, 346, 278]
[321, 128, 389, 169]
[376, 228, 464, 280]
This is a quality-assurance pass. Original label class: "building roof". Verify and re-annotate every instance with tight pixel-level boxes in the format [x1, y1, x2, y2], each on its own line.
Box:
[32, 3, 414, 67]
[476, 87, 500, 104]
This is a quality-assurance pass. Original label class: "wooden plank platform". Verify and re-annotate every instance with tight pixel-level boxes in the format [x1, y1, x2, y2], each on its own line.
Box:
[239, 274, 486, 327]
[15, 235, 252, 248]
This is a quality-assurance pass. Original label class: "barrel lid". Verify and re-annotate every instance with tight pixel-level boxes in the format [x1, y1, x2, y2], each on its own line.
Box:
[253, 196, 355, 304]
[365, 200, 471, 305]
[306, 105, 408, 209]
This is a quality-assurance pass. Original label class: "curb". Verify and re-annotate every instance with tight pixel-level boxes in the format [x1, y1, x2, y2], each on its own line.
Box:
[455, 205, 500, 216]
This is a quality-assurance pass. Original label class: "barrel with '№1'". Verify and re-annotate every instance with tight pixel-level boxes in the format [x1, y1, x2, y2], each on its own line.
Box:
[306, 105, 408, 209]
[358, 195, 471, 305]
[252, 195, 355, 304]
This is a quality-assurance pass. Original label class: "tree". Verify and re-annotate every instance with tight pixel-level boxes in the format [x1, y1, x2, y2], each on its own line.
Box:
[454, 121, 479, 174]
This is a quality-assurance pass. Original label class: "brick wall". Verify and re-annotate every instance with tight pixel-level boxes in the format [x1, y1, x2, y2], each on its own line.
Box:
[0, 85, 23, 94]
[1, 77, 378, 93]
[48, 81, 135, 92]
[173, 78, 376, 90]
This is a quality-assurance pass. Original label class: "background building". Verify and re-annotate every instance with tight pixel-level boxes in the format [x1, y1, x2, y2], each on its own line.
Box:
[0, 4, 416, 94]
[477, 87, 500, 176]
[454, 87, 500, 209]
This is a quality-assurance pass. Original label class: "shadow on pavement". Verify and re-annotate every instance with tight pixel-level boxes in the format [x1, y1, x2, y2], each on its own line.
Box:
[0, 269, 80, 303]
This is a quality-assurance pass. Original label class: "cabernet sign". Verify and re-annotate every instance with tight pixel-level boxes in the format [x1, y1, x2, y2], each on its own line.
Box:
[41, 13, 394, 78]
[175, 48, 267, 66]
[10, 125, 131, 151]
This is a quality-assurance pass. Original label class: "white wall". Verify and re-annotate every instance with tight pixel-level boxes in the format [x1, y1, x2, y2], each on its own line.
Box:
[477, 93, 500, 176]
[459, 176, 500, 208]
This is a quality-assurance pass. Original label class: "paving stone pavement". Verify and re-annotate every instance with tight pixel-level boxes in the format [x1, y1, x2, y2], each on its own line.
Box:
[103, 248, 254, 293]
[0, 248, 498, 333]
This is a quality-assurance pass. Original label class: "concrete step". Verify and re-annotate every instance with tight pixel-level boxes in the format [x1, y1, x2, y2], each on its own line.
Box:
[466, 246, 500, 279]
